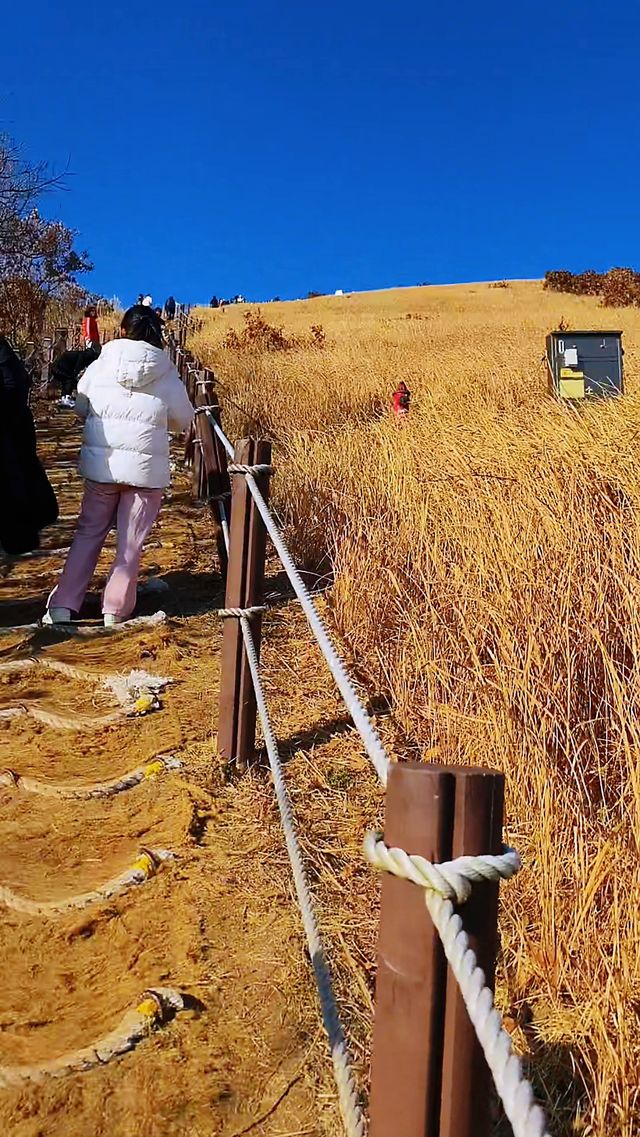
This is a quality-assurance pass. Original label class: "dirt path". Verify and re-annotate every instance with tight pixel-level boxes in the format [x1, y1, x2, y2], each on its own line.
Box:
[0, 403, 384, 1136]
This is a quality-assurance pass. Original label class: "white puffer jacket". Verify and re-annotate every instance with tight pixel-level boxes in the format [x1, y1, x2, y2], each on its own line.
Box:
[75, 338, 194, 489]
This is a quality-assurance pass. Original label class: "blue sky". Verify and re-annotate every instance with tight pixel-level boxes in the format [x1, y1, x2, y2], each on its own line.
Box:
[2, 1, 639, 304]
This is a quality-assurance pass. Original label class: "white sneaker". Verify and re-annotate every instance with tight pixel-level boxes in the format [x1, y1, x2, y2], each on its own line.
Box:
[42, 607, 73, 625]
[103, 613, 123, 628]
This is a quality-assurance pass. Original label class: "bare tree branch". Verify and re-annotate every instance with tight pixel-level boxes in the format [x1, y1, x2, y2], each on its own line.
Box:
[0, 134, 91, 341]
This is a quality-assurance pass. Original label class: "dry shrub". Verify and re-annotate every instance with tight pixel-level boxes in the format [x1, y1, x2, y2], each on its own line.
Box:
[193, 283, 640, 1136]
[544, 270, 578, 294]
[601, 268, 640, 308]
[223, 307, 326, 353]
[544, 267, 640, 307]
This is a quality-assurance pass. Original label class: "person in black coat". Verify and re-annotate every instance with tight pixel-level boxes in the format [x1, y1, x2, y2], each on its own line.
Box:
[0, 336, 58, 555]
[50, 346, 100, 404]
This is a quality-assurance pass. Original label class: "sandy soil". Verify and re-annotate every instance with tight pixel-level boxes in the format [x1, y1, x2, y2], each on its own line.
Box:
[0, 402, 381, 1136]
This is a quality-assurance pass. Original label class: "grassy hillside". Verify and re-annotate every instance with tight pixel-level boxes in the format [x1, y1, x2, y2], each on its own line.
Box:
[191, 281, 640, 1136]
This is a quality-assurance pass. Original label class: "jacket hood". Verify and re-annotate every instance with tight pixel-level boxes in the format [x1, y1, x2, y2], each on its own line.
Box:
[99, 337, 173, 391]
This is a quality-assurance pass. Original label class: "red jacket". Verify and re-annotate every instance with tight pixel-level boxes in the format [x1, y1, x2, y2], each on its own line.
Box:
[82, 315, 100, 343]
[392, 386, 410, 414]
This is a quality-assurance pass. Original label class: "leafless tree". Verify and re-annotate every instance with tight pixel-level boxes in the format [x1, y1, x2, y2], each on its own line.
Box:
[0, 135, 93, 342]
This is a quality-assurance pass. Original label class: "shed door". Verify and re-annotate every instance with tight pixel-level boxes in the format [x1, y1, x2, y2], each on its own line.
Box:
[578, 337, 620, 395]
[579, 336, 619, 361]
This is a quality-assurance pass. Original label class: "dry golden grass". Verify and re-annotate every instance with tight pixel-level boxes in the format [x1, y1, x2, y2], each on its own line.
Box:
[192, 282, 640, 1136]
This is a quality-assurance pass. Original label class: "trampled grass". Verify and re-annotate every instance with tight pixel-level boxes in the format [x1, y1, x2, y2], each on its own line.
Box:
[191, 281, 640, 1136]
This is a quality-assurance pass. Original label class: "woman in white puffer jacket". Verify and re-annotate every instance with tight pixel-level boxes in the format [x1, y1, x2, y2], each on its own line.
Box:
[44, 306, 194, 627]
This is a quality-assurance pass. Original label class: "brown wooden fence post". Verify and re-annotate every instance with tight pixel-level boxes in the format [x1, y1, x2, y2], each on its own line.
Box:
[370, 763, 456, 1137]
[185, 359, 198, 404]
[217, 439, 253, 768]
[194, 371, 231, 577]
[217, 438, 271, 771]
[369, 763, 505, 1137]
[175, 346, 185, 382]
[234, 438, 271, 763]
[438, 768, 504, 1137]
[189, 372, 204, 491]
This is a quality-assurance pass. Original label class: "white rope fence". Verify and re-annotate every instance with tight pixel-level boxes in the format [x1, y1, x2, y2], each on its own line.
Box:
[240, 613, 365, 1137]
[203, 408, 551, 1137]
[207, 410, 391, 786]
[214, 506, 364, 1137]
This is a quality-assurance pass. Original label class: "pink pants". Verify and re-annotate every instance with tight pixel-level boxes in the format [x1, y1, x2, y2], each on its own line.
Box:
[50, 481, 163, 619]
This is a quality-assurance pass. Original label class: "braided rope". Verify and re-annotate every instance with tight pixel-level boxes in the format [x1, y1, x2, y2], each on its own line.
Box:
[214, 475, 364, 1136]
[206, 417, 389, 784]
[227, 463, 274, 476]
[0, 610, 169, 639]
[244, 465, 390, 784]
[217, 499, 230, 553]
[207, 415, 234, 457]
[208, 416, 390, 786]
[35, 611, 169, 638]
[363, 833, 521, 902]
[0, 756, 180, 800]
[0, 848, 174, 916]
[240, 615, 365, 1137]
[0, 703, 123, 730]
[0, 659, 169, 728]
[364, 834, 550, 1137]
[193, 404, 547, 1134]
[3, 545, 71, 561]
[0, 987, 184, 1086]
[217, 606, 266, 620]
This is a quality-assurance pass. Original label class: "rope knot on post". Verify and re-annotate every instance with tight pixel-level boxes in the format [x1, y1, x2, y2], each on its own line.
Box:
[217, 606, 266, 620]
[227, 463, 274, 476]
[365, 829, 550, 1137]
[363, 832, 521, 904]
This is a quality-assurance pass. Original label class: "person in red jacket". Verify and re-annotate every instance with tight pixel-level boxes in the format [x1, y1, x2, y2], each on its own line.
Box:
[392, 381, 410, 420]
[81, 305, 101, 354]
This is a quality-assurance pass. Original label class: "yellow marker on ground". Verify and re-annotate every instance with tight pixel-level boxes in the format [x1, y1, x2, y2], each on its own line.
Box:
[135, 997, 161, 1019]
[132, 692, 158, 716]
[143, 760, 165, 778]
[130, 852, 156, 877]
